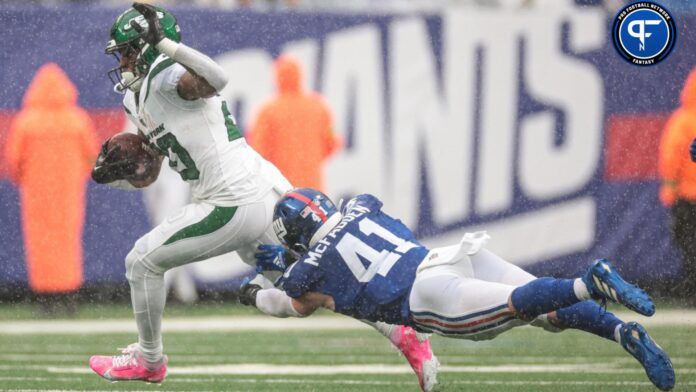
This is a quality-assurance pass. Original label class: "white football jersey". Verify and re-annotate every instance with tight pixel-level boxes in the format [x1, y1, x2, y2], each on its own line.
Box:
[122, 55, 290, 206]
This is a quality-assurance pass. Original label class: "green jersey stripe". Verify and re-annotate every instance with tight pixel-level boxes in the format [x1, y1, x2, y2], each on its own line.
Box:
[163, 206, 237, 245]
[144, 58, 176, 103]
[221, 101, 242, 141]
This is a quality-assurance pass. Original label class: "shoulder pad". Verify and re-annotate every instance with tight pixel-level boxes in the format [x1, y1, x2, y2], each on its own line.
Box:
[342, 194, 383, 214]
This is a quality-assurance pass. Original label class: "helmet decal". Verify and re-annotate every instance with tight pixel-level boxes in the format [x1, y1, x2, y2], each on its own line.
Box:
[286, 191, 328, 222]
[273, 218, 288, 242]
[105, 6, 181, 93]
[272, 188, 339, 252]
[122, 12, 165, 33]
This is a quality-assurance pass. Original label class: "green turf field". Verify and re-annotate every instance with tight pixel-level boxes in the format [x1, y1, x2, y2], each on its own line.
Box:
[0, 304, 694, 391]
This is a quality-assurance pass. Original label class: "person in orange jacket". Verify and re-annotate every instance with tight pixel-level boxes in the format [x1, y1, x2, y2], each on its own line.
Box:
[4, 63, 97, 312]
[659, 68, 696, 299]
[248, 55, 340, 191]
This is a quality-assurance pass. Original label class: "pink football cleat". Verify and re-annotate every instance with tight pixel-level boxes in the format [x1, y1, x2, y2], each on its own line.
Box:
[89, 343, 168, 383]
[391, 325, 439, 392]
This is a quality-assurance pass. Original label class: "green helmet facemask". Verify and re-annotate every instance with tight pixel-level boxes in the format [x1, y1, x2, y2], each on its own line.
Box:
[106, 6, 181, 93]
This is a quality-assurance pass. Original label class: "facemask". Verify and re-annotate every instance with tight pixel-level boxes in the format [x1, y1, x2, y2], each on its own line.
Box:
[114, 71, 143, 94]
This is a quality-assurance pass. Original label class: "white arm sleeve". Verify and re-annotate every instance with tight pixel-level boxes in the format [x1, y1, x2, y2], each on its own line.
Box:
[255, 288, 304, 318]
[156, 38, 228, 92]
[249, 273, 277, 289]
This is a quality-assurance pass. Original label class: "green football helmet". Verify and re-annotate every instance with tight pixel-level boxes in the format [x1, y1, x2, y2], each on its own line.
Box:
[106, 6, 181, 93]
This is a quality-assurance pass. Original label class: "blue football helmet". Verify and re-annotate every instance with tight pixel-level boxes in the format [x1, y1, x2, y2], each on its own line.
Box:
[273, 188, 339, 253]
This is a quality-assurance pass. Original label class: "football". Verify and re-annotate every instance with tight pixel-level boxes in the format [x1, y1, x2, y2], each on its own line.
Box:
[108, 132, 161, 186]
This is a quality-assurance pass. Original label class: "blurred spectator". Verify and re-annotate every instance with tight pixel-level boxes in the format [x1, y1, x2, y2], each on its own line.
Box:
[4, 63, 97, 315]
[248, 55, 340, 191]
[239, 0, 300, 8]
[3, 0, 622, 10]
[659, 68, 696, 300]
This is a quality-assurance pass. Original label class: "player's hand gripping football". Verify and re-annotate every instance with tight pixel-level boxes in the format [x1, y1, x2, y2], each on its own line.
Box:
[131, 2, 164, 46]
[254, 244, 290, 273]
[91, 138, 138, 184]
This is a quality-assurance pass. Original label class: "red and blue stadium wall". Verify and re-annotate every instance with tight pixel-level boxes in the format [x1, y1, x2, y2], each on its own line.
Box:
[0, 5, 691, 286]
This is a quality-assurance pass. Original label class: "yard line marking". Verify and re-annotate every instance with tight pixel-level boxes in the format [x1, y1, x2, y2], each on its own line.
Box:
[5, 390, 214, 392]
[0, 365, 49, 370]
[3, 354, 681, 366]
[450, 380, 696, 386]
[0, 309, 694, 335]
[43, 363, 696, 375]
[7, 352, 696, 366]
[0, 354, 89, 362]
[0, 377, 75, 382]
[168, 378, 696, 387]
[5, 377, 696, 388]
[0, 316, 370, 335]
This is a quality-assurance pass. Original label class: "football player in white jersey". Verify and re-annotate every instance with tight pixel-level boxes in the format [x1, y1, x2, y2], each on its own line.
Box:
[88, 4, 438, 389]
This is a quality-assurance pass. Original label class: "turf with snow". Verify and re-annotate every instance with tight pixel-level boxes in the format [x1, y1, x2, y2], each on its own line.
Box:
[0, 307, 694, 391]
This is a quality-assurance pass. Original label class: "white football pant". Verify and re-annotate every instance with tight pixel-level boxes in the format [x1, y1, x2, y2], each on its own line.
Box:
[409, 234, 560, 341]
[125, 189, 283, 362]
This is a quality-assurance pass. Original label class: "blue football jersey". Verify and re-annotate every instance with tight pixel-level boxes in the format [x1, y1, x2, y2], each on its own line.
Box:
[280, 194, 429, 325]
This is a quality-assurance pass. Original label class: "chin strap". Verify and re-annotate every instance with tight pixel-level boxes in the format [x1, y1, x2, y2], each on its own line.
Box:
[113, 83, 127, 94]
[116, 71, 144, 93]
[309, 213, 343, 247]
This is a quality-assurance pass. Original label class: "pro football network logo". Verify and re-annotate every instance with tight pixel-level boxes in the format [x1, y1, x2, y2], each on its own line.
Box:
[612, 2, 676, 66]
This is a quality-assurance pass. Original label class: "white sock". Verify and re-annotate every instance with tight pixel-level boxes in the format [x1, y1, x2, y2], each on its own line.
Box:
[129, 261, 166, 367]
[614, 324, 623, 343]
[573, 278, 592, 301]
[363, 320, 430, 345]
[361, 320, 397, 342]
[138, 337, 164, 369]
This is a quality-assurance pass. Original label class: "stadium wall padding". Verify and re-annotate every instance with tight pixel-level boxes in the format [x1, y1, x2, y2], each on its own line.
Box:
[0, 5, 692, 285]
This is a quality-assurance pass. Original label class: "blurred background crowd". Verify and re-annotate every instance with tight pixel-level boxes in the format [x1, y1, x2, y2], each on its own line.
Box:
[4, 0, 696, 12]
[2, 0, 696, 315]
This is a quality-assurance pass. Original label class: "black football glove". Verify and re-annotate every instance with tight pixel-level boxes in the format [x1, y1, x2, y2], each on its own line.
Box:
[131, 2, 165, 46]
[238, 278, 262, 307]
[91, 138, 138, 184]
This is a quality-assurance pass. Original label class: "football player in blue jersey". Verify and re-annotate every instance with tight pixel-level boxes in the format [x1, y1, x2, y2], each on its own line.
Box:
[240, 188, 676, 391]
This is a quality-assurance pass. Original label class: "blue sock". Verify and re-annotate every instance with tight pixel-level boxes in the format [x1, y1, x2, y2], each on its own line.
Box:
[510, 277, 579, 319]
[554, 301, 623, 341]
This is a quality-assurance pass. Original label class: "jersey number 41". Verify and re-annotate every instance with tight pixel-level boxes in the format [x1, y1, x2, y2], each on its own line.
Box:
[336, 218, 417, 282]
